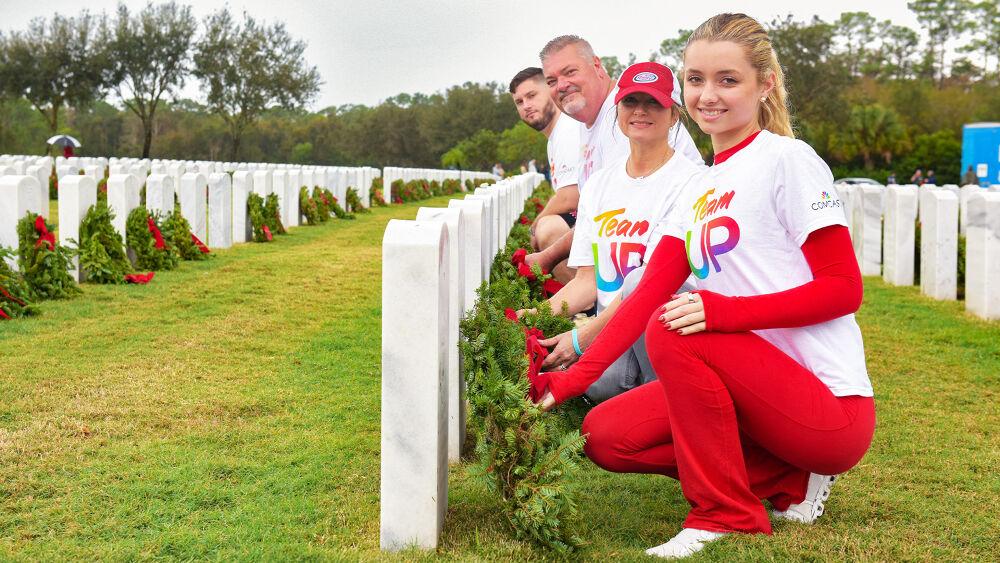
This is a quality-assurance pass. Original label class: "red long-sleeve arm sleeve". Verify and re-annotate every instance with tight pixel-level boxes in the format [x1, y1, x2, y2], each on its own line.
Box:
[697, 225, 862, 332]
[546, 236, 691, 404]
[543, 225, 862, 405]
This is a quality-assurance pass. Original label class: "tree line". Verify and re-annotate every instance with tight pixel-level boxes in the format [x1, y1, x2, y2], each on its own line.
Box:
[2, 2, 999, 182]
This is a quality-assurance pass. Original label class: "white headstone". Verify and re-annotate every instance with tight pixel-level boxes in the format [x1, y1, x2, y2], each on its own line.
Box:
[965, 192, 1000, 319]
[26, 165, 50, 219]
[920, 189, 958, 300]
[883, 184, 918, 286]
[284, 169, 300, 227]
[416, 207, 465, 463]
[851, 186, 882, 276]
[380, 219, 449, 551]
[106, 174, 141, 243]
[272, 170, 288, 228]
[146, 174, 175, 218]
[232, 171, 252, 244]
[959, 184, 981, 235]
[0, 176, 41, 270]
[180, 173, 208, 243]
[252, 170, 271, 197]
[448, 198, 486, 301]
[58, 175, 98, 282]
[208, 173, 233, 249]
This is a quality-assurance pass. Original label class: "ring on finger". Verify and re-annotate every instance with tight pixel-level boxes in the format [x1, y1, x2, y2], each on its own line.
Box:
[687, 293, 696, 304]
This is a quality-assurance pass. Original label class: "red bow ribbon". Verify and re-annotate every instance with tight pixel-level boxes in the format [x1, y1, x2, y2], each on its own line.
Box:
[525, 327, 550, 402]
[0, 308, 9, 320]
[124, 272, 155, 284]
[511, 248, 527, 266]
[147, 217, 165, 250]
[519, 215, 529, 225]
[191, 233, 210, 254]
[542, 278, 564, 297]
[504, 307, 518, 321]
[34, 216, 55, 251]
[262, 225, 273, 241]
[517, 262, 536, 281]
[0, 285, 26, 307]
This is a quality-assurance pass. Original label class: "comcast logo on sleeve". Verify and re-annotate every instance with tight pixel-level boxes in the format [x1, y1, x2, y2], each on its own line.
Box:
[811, 190, 842, 210]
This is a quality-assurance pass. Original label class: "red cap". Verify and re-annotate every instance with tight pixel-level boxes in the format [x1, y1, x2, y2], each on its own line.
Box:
[615, 62, 683, 108]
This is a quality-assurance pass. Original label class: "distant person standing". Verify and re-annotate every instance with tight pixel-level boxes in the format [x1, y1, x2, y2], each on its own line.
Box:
[925, 170, 936, 185]
[962, 165, 977, 186]
[910, 168, 924, 185]
[886, 172, 896, 185]
[528, 158, 538, 173]
[492, 162, 505, 177]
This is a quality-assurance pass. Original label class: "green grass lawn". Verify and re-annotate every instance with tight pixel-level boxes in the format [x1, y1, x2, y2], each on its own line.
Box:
[2, 199, 998, 561]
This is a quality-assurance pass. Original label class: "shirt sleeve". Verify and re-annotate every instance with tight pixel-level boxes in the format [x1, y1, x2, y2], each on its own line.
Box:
[698, 225, 862, 332]
[773, 141, 848, 246]
[549, 129, 579, 191]
[567, 189, 593, 267]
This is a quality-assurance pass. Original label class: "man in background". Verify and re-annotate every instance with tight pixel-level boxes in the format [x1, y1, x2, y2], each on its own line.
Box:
[510, 66, 582, 282]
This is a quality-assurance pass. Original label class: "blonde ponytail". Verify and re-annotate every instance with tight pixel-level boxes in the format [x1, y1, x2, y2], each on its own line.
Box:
[685, 13, 794, 138]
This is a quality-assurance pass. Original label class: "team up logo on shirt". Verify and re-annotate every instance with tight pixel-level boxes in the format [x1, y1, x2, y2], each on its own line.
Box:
[811, 190, 843, 210]
[591, 208, 649, 292]
[685, 188, 741, 279]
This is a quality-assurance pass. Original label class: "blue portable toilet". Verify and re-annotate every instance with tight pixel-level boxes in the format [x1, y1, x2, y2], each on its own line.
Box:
[962, 123, 1000, 186]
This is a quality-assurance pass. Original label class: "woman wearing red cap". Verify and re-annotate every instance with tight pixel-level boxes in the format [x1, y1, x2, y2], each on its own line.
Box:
[536, 13, 875, 559]
[536, 60, 703, 404]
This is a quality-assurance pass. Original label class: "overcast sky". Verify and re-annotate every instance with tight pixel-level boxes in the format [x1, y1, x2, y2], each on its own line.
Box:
[1, 0, 924, 110]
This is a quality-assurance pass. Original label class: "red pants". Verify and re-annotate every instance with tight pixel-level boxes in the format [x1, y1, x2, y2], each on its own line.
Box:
[581, 316, 875, 535]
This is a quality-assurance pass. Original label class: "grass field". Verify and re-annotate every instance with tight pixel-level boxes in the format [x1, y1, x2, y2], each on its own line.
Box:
[1, 198, 998, 561]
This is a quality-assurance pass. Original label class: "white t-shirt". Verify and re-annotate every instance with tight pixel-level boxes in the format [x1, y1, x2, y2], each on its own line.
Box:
[568, 153, 703, 312]
[578, 86, 704, 191]
[652, 130, 872, 397]
[547, 112, 581, 191]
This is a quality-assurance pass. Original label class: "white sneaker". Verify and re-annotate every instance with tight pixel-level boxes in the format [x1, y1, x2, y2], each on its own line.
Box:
[644, 528, 729, 559]
[772, 473, 838, 524]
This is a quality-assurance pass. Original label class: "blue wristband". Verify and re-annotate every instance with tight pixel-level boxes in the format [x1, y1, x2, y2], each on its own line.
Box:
[572, 327, 583, 356]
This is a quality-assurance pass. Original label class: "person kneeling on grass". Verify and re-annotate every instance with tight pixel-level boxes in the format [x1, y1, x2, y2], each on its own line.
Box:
[533, 13, 876, 559]
[521, 61, 702, 405]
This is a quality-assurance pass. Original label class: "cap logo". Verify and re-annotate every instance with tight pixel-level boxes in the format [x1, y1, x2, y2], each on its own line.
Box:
[633, 71, 659, 83]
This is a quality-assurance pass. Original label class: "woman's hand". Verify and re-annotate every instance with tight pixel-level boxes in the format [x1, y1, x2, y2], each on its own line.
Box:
[514, 308, 538, 319]
[537, 390, 556, 412]
[659, 291, 706, 335]
[539, 331, 578, 370]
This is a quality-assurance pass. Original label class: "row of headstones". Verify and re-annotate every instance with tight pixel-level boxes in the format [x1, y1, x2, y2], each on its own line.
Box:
[380, 172, 544, 552]
[839, 183, 1000, 319]
[381, 167, 497, 202]
[0, 153, 384, 217]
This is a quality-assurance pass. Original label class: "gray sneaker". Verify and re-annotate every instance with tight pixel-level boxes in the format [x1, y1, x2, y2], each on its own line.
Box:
[772, 473, 838, 524]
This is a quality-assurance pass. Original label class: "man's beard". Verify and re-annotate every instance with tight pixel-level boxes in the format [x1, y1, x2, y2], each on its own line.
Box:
[560, 88, 586, 117]
[528, 103, 558, 131]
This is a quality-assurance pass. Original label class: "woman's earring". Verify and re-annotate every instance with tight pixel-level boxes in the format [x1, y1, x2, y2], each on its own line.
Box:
[760, 96, 767, 102]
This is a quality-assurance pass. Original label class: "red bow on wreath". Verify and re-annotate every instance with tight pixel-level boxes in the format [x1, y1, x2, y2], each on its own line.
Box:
[124, 272, 155, 284]
[525, 327, 550, 402]
[0, 284, 26, 320]
[191, 233, 210, 254]
[502, 307, 552, 402]
[262, 225, 273, 241]
[34, 216, 55, 251]
[519, 215, 530, 225]
[511, 248, 527, 266]
[147, 217, 166, 250]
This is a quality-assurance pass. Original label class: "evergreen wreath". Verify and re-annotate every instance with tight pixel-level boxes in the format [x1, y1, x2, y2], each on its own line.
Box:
[369, 177, 388, 207]
[264, 193, 287, 234]
[0, 248, 39, 319]
[76, 202, 132, 284]
[325, 189, 354, 220]
[16, 213, 81, 300]
[126, 206, 179, 271]
[311, 187, 331, 221]
[459, 181, 587, 553]
[299, 187, 323, 225]
[247, 193, 273, 242]
[162, 203, 209, 261]
[345, 187, 369, 214]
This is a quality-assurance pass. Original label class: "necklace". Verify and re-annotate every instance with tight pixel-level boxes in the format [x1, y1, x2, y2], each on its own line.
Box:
[628, 151, 672, 179]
